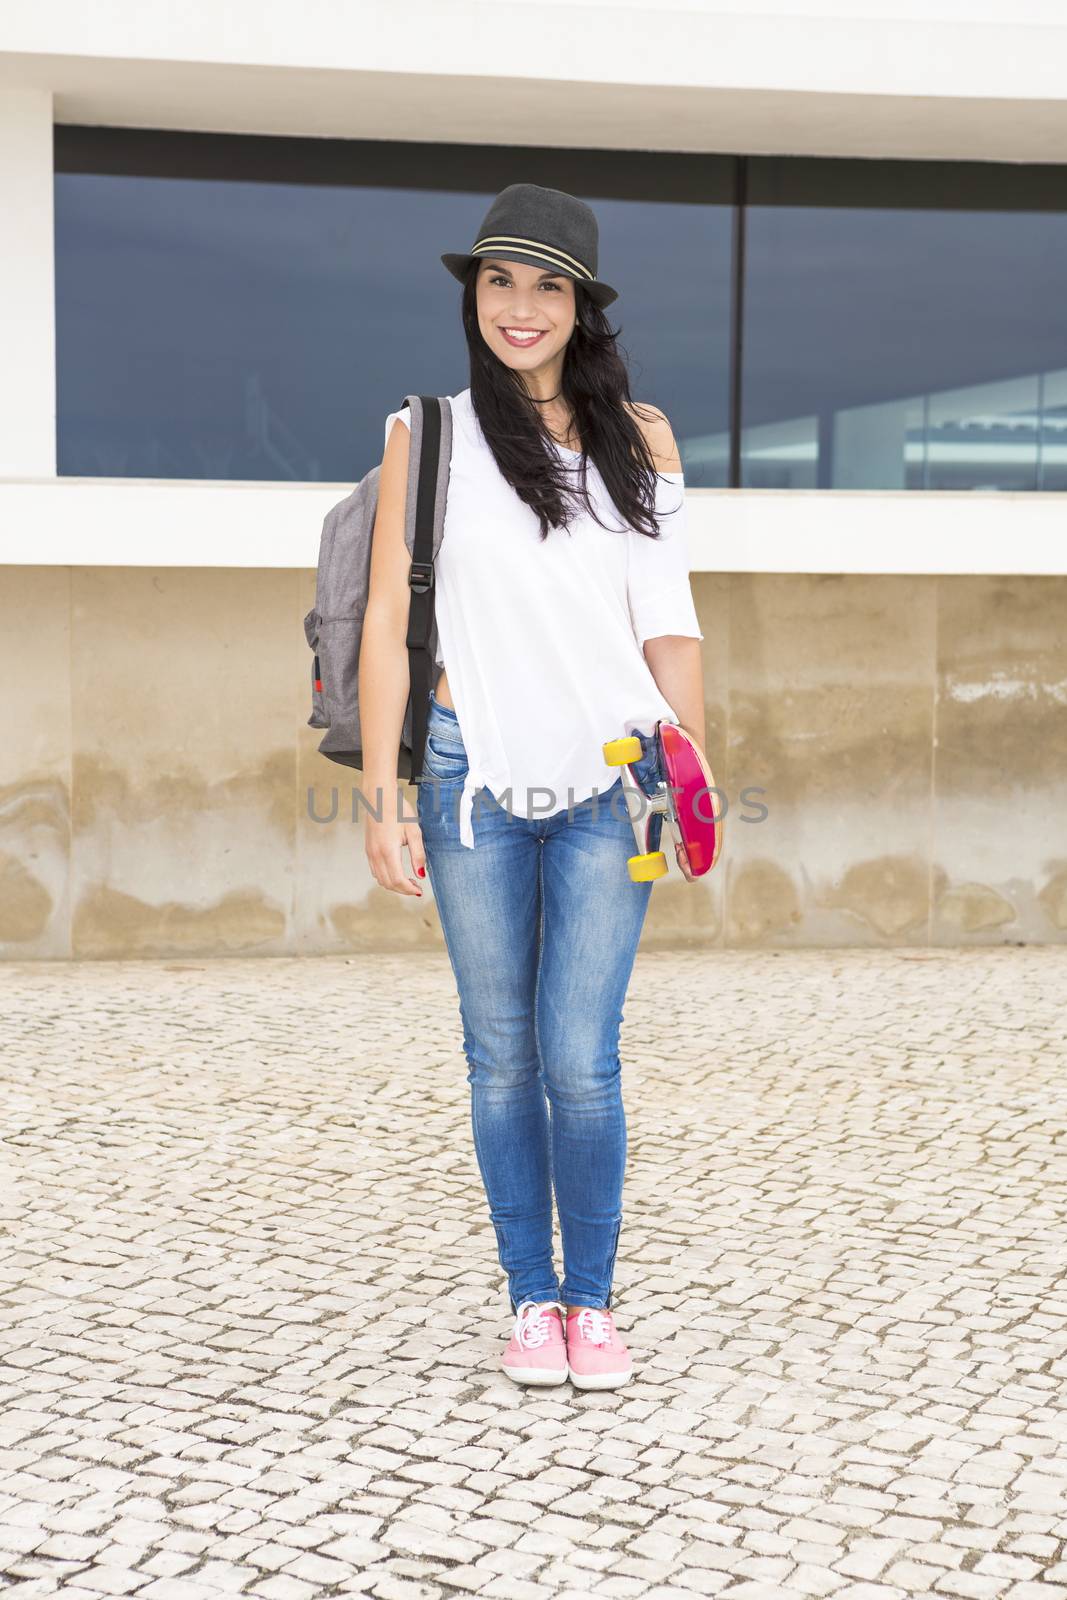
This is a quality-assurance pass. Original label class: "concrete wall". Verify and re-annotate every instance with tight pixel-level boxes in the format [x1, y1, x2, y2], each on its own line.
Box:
[4, 566, 1064, 960]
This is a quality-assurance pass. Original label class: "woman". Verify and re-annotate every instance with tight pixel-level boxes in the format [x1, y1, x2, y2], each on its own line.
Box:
[360, 184, 705, 1390]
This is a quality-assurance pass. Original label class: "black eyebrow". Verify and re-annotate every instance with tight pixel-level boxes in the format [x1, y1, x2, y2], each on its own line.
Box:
[481, 260, 565, 280]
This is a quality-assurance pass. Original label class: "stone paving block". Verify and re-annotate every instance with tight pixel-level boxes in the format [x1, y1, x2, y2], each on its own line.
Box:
[668, 1572, 735, 1596]
[930, 1574, 1011, 1598]
[784, 1564, 852, 1595]
[583, 1579, 649, 1598]
[368, 1577, 440, 1600]
[0, 1527, 47, 1556]
[478, 1579, 555, 1600]
[249, 1579, 319, 1600]
[725, 1583, 801, 1599]
[137, 1582, 230, 1600]
[137, 1552, 199, 1580]
[837, 1584, 917, 1600]
[74, 1568, 149, 1596]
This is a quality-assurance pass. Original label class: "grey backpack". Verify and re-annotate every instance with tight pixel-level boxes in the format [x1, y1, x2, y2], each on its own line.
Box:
[304, 394, 452, 782]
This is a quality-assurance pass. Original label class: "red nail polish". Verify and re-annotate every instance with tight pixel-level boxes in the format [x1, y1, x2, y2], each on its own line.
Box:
[418, 866, 426, 877]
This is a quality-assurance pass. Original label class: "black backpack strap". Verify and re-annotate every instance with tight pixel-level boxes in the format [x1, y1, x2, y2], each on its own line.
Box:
[405, 395, 443, 783]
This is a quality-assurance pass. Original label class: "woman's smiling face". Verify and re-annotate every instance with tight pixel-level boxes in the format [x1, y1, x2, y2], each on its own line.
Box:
[476, 257, 577, 371]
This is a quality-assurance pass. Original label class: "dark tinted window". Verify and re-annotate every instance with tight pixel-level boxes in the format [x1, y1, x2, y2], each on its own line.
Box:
[740, 158, 1067, 491]
[54, 130, 734, 486]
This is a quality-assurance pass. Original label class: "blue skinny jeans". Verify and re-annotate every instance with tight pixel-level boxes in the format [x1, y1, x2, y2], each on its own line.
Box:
[416, 690, 664, 1312]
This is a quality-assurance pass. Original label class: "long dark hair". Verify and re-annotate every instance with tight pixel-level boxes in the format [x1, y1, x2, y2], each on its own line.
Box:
[460, 261, 670, 543]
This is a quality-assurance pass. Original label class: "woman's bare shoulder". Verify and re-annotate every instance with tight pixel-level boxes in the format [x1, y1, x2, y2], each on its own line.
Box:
[624, 401, 682, 473]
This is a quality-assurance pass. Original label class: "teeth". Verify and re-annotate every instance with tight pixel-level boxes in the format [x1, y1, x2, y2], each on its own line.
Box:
[503, 329, 543, 340]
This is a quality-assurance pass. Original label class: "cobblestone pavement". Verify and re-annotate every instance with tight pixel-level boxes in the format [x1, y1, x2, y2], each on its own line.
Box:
[2, 948, 1067, 1600]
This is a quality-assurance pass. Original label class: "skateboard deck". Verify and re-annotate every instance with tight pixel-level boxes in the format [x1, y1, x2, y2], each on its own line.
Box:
[603, 720, 723, 883]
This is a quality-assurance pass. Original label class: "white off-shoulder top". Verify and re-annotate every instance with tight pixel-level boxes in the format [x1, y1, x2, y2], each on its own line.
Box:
[384, 386, 703, 849]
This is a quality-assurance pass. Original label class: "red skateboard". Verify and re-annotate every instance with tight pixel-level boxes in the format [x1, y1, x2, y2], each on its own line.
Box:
[602, 721, 723, 883]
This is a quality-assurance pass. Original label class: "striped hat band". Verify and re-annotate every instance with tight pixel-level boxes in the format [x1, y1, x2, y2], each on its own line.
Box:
[470, 235, 596, 284]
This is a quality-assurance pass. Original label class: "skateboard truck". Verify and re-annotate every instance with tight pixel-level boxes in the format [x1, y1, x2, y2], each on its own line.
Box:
[602, 721, 723, 884]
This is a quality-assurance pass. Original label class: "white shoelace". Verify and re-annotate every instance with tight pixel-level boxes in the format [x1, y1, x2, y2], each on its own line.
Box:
[514, 1299, 564, 1349]
[574, 1307, 613, 1346]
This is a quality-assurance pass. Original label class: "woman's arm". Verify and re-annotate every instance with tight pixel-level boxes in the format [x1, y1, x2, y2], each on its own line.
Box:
[359, 412, 426, 897]
[627, 404, 708, 883]
[626, 402, 707, 747]
[641, 635, 705, 748]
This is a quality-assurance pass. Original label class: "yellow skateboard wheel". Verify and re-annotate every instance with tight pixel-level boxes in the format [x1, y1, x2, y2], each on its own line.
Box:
[603, 735, 643, 765]
[628, 852, 668, 882]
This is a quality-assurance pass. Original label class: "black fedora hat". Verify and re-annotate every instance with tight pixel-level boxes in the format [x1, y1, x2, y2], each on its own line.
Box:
[441, 182, 619, 309]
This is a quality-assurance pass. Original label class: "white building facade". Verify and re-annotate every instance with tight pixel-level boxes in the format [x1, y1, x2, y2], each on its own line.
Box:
[2, 1, 1066, 957]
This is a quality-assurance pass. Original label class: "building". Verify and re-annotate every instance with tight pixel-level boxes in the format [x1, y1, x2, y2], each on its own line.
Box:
[2, 0, 1066, 957]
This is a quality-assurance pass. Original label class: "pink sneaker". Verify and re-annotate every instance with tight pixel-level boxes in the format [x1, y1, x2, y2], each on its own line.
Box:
[565, 1306, 633, 1390]
[501, 1300, 568, 1386]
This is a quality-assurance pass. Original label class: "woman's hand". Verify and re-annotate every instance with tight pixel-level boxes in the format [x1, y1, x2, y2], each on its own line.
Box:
[672, 834, 696, 883]
[365, 807, 427, 897]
